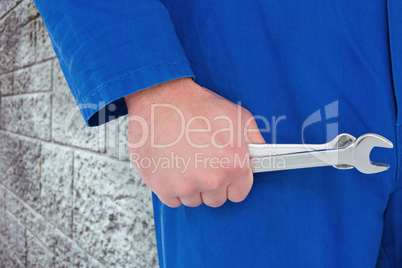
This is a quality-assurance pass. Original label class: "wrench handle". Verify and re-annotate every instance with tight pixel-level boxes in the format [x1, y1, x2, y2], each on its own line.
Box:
[248, 143, 328, 158]
[251, 148, 351, 173]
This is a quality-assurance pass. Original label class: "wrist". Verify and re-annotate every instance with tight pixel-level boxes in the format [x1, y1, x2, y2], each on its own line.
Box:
[124, 77, 196, 114]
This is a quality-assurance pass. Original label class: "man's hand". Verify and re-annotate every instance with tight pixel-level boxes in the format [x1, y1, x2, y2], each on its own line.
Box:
[124, 78, 265, 208]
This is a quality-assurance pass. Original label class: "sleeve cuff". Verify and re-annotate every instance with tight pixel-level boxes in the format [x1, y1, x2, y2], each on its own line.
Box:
[34, 0, 195, 127]
[81, 59, 195, 127]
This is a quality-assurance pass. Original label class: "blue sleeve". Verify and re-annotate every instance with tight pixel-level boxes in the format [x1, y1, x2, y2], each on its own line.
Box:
[33, 0, 195, 126]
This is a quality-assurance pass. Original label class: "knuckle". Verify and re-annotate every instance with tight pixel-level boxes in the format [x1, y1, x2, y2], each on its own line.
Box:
[155, 188, 174, 199]
[226, 155, 249, 177]
[213, 148, 251, 179]
[201, 176, 222, 191]
[150, 182, 172, 198]
[232, 161, 249, 175]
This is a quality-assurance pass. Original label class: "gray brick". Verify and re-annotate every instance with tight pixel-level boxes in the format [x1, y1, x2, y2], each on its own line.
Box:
[0, 10, 19, 73]
[0, 73, 13, 95]
[13, 0, 39, 27]
[0, 132, 42, 207]
[13, 60, 52, 94]
[52, 60, 106, 152]
[0, 247, 18, 268]
[36, 18, 56, 62]
[1, 171, 104, 268]
[0, 132, 19, 183]
[73, 151, 157, 267]
[0, 0, 39, 73]
[0, 187, 5, 237]
[39, 143, 73, 236]
[14, 18, 36, 68]
[24, 205, 58, 251]
[0, 255, 25, 268]
[0, 184, 57, 252]
[0, 208, 3, 240]
[0, 184, 28, 224]
[0, 182, 6, 199]
[0, 1, 18, 19]
[27, 230, 55, 268]
[106, 115, 130, 161]
[0, 253, 7, 268]
[0, 93, 51, 140]
[53, 228, 106, 268]
[4, 210, 26, 265]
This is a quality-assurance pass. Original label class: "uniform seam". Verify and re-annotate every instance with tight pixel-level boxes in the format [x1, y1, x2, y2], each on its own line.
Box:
[393, 125, 402, 194]
[388, 0, 401, 194]
[389, 184, 402, 197]
[378, 243, 391, 268]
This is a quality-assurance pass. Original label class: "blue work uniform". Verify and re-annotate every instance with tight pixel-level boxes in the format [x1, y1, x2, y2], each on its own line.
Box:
[34, 0, 402, 267]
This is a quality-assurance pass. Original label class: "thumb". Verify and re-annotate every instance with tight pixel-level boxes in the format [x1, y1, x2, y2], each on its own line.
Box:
[245, 117, 266, 144]
[244, 117, 265, 186]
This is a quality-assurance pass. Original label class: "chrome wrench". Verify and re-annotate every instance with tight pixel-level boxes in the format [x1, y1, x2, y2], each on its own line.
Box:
[248, 133, 355, 170]
[249, 133, 393, 174]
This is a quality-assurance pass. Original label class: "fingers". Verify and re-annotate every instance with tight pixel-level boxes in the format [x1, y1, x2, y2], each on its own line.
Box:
[152, 114, 263, 209]
[227, 168, 253, 203]
[157, 169, 253, 208]
[157, 194, 204, 208]
[179, 194, 203, 207]
[158, 170, 252, 208]
[201, 186, 228, 208]
[157, 196, 182, 208]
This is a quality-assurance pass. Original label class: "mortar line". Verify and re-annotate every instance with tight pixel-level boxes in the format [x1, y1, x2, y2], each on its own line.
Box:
[0, 183, 107, 267]
[36, 56, 57, 66]
[1, 90, 52, 97]
[24, 228, 55, 262]
[24, 225, 28, 267]
[71, 149, 74, 241]
[49, 58, 53, 143]
[3, 208, 30, 266]
[0, 129, 51, 143]
[2, 187, 54, 259]
[0, 0, 23, 21]
[19, 13, 40, 28]
[0, 130, 130, 163]
[5, 204, 54, 258]
[0, 57, 55, 77]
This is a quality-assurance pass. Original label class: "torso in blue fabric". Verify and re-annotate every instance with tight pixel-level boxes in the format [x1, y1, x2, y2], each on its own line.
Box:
[154, 1, 399, 267]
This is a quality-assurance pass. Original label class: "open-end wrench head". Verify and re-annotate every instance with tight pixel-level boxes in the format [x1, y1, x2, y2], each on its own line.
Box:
[331, 133, 356, 148]
[352, 133, 393, 174]
[331, 133, 356, 170]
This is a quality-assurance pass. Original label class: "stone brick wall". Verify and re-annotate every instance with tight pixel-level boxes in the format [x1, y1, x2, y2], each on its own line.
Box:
[0, 1, 158, 267]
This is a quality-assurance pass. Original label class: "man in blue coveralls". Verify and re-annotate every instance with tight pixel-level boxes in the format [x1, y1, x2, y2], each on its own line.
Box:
[34, 0, 402, 267]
